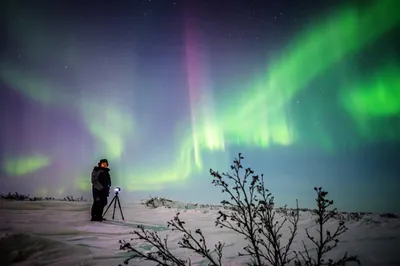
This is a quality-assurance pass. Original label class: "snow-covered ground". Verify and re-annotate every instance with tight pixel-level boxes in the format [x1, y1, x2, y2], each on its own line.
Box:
[0, 198, 399, 266]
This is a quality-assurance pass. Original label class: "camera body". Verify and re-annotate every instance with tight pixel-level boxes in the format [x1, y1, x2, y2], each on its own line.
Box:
[114, 186, 121, 194]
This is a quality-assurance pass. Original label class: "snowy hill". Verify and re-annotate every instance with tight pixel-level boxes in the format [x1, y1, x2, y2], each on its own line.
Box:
[0, 199, 399, 266]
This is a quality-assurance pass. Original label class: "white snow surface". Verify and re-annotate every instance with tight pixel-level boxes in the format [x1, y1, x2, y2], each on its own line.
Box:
[0, 198, 399, 266]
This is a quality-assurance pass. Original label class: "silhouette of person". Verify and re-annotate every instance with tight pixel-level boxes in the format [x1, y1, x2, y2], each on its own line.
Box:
[90, 159, 111, 221]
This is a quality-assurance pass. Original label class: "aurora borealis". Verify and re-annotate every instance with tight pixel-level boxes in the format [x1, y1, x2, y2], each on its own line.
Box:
[1, 0, 399, 212]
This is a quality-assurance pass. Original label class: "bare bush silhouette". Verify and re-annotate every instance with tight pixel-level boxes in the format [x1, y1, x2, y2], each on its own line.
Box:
[210, 153, 299, 266]
[293, 187, 360, 266]
[120, 213, 224, 266]
[63, 195, 86, 202]
[0, 192, 85, 202]
[0, 192, 30, 200]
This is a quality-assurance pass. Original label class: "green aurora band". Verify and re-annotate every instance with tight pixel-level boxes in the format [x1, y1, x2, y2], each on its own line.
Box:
[1, 0, 399, 193]
[2, 155, 51, 176]
[341, 64, 400, 142]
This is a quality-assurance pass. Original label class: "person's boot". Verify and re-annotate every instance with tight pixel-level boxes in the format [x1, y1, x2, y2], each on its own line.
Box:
[91, 215, 103, 222]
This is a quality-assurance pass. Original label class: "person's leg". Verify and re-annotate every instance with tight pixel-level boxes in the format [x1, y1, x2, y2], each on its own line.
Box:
[93, 195, 107, 221]
[90, 202, 96, 220]
[91, 188, 97, 220]
[99, 197, 108, 220]
[91, 188, 103, 221]
[92, 199, 104, 221]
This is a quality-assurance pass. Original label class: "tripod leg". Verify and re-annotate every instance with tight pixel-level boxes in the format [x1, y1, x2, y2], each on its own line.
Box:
[103, 196, 115, 217]
[112, 195, 118, 219]
[116, 196, 125, 220]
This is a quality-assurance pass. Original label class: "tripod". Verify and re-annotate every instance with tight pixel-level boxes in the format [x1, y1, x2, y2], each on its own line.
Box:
[103, 190, 125, 220]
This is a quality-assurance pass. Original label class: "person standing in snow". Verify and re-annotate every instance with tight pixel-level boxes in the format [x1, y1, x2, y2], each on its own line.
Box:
[90, 159, 111, 221]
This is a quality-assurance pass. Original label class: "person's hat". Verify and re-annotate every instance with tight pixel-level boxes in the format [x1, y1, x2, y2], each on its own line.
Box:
[98, 159, 109, 165]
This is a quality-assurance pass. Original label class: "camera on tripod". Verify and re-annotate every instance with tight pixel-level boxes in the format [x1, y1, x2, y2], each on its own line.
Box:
[103, 186, 124, 220]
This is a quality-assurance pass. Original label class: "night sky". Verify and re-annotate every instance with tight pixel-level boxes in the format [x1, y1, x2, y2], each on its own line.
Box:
[1, 0, 399, 213]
